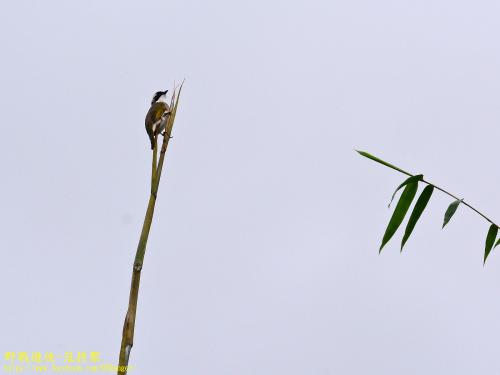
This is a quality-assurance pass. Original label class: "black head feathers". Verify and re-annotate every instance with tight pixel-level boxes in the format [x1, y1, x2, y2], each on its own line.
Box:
[151, 90, 168, 104]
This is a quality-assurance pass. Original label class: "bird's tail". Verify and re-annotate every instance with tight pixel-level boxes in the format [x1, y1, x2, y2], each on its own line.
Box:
[149, 135, 156, 150]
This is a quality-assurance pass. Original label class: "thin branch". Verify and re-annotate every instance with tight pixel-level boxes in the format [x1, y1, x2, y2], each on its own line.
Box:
[422, 179, 497, 227]
[357, 150, 498, 228]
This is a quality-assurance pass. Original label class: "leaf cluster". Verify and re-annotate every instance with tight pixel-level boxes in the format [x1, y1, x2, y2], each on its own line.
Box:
[357, 151, 499, 263]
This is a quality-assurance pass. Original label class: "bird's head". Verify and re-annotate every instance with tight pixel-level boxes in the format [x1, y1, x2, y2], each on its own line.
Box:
[151, 89, 168, 104]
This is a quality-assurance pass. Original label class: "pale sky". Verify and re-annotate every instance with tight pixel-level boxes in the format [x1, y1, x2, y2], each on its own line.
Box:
[1, 0, 499, 374]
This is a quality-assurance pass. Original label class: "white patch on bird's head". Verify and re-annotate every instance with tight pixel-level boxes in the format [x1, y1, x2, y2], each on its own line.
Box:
[157, 93, 168, 103]
[151, 90, 169, 105]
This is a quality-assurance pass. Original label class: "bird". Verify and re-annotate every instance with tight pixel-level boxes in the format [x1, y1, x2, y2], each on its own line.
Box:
[145, 89, 171, 149]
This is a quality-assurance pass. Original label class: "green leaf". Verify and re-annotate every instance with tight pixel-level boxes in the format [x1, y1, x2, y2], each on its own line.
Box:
[401, 185, 434, 251]
[484, 224, 499, 264]
[495, 238, 500, 249]
[389, 174, 424, 207]
[380, 181, 419, 252]
[356, 150, 413, 177]
[442, 199, 463, 229]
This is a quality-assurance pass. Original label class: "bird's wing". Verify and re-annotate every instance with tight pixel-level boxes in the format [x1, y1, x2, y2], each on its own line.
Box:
[145, 102, 169, 133]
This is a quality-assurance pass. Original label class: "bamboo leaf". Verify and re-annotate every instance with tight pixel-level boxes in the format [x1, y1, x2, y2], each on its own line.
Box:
[389, 174, 424, 207]
[484, 224, 499, 264]
[356, 150, 413, 177]
[495, 238, 500, 249]
[401, 185, 434, 251]
[442, 199, 463, 229]
[380, 181, 419, 252]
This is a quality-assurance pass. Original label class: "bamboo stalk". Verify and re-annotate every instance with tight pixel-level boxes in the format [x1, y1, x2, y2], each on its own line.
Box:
[117, 84, 183, 375]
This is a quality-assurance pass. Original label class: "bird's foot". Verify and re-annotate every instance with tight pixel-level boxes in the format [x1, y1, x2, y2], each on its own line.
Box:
[161, 132, 173, 139]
